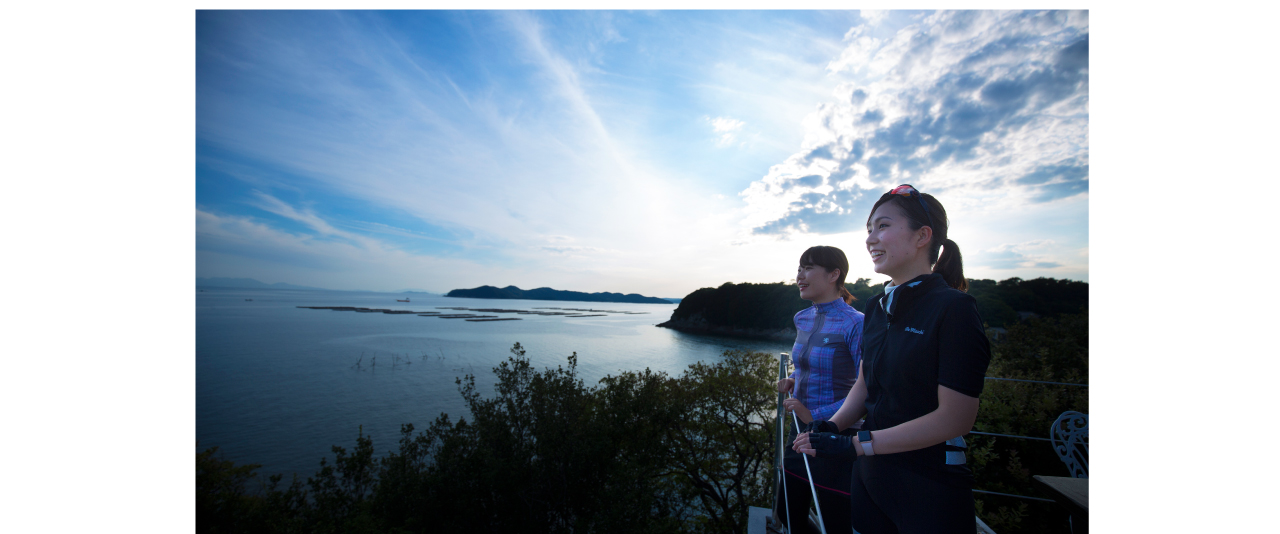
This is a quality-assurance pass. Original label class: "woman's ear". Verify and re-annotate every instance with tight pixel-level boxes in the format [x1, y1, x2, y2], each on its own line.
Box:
[827, 268, 842, 285]
[915, 226, 933, 250]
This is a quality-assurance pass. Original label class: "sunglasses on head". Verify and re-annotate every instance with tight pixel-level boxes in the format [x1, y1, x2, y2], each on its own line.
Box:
[888, 184, 934, 230]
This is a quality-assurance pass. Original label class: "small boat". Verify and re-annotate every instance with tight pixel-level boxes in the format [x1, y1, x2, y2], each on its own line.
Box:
[397, 298, 410, 302]
[245, 299, 253, 301]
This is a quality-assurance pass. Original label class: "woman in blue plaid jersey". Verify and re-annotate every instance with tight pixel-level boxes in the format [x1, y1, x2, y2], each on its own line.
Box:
[775, 245, 864, 534]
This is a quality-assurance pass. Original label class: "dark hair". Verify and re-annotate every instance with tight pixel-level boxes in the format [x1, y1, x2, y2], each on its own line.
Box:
[799, 245, 856, 304]
[865, 189, 968, 292]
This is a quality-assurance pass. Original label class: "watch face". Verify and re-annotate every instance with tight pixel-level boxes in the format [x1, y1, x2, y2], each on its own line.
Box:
[858, 430, 871, 442]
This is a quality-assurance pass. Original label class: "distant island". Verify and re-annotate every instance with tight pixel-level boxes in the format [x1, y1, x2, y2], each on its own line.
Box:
[658, 276, 1089, 340]
[446, 285, 671, 304]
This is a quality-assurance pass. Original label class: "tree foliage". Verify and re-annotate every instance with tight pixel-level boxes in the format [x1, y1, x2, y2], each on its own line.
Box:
[666, 277, 1086, 332]
[970, 310, 1089, 534]
[967, 277, 1089, 327]
[667, 351, 778, 532]
[197, 344, 779, 533]
[668, 282, 809, 331]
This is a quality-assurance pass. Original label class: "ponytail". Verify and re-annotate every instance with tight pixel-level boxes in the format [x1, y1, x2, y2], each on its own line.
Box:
[840, 286, 856, 305]
[933, 238, 968, 292]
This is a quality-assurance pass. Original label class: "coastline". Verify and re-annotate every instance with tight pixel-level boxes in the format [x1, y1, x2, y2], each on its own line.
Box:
[655, 319, 796, 341]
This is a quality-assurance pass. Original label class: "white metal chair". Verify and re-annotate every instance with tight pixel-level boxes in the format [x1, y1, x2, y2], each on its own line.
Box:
[1049, 411, 1088, 478]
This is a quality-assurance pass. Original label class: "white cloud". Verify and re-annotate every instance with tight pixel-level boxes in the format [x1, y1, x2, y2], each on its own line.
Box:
[860, 10, 890, 27]
[740, 10, 1089, 250]
[826, 28, 884, 75]
[980, 240, 1063, 270]
[541, 245, 618, 255]
[707, 116, 746, 147]
[248, 191, 348, 240]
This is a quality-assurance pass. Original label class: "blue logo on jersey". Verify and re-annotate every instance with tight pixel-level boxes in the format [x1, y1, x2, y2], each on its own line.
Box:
[905, 327, 924, 334]
[823, 337, 829, 343]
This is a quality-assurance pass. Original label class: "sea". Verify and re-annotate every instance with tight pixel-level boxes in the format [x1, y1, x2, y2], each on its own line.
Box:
[196, 287, 792, 479]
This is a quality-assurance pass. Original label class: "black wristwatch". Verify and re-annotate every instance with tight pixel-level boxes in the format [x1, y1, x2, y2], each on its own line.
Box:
[857, 430, 875, 456]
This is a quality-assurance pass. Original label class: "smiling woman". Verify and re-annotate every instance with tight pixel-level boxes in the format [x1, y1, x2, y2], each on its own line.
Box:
[775, 245, 864, 534]
[794, 185, 992, 534]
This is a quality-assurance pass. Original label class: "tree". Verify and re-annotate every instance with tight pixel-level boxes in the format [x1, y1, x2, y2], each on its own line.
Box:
[969, 310, 1089, 534]
[667, 350, 778, 533]
[197, 344, 783, 533]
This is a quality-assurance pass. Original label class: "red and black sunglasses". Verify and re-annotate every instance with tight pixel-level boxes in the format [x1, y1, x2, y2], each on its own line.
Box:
[888, 184, 934, 230]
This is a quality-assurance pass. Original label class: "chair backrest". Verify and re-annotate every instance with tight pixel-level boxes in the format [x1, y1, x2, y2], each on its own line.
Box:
[1049, 411, 1089, 478]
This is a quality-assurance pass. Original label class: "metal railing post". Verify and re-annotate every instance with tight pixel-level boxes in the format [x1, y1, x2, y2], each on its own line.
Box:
[775, 353, 790, 532]
[776, 353, 788, 496]
[777, 352, 826, 534]
[792, 402, 827, 534]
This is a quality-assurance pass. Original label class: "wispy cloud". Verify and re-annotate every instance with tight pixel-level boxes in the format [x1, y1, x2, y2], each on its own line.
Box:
[248, 190, 350, 241]
[979, 240, 1063, 270]
[197, 208, 501, 291]
[504, 11, 634, 176]
[707, 116, 746, 147]
[859, 10, 890, 27]
[541, 245, 618, 255]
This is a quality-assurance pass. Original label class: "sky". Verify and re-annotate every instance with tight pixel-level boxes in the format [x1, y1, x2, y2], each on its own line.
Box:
[196, 10, 1088, 297]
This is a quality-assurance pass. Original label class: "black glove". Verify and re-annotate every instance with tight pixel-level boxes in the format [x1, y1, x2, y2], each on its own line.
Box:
[808, 432, 856, 460]
[804, 420, 838, 434]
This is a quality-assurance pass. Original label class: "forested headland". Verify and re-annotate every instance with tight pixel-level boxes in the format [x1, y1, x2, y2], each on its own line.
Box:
[656, 276, 1087, 339]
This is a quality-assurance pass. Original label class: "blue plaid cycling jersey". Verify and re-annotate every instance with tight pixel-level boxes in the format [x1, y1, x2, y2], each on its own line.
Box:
[790, 298, 864, 422]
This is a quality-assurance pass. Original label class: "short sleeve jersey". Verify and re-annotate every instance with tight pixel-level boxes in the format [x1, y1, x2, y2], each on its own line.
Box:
[860, 273, 991, 481]
[790, 298, 865, 422]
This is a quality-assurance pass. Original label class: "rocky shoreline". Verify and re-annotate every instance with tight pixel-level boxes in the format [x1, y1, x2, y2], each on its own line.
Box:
[655, 318, 796, 341]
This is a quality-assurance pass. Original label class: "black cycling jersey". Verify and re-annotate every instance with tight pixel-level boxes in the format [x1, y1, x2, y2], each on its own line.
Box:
[860, 273, 991, 484]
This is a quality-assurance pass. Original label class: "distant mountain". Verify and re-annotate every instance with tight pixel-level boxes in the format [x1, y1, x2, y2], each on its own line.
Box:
[446, 285, 671, 304]
[663, 298, 683, 304]
[196, 278, 329, 291]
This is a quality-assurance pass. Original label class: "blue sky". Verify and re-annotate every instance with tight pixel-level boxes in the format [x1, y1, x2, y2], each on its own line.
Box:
[197, 10, 1089, 295]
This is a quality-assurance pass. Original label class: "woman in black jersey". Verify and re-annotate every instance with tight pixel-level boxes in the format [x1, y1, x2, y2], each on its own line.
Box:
[793, 184, 991, 534]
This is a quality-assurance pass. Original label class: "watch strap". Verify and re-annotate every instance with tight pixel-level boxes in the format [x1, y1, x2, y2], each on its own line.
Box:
[858, 430, 875, 456]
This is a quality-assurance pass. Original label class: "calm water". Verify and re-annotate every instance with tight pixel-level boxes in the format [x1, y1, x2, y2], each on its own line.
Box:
[197, 287, 791, 479]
